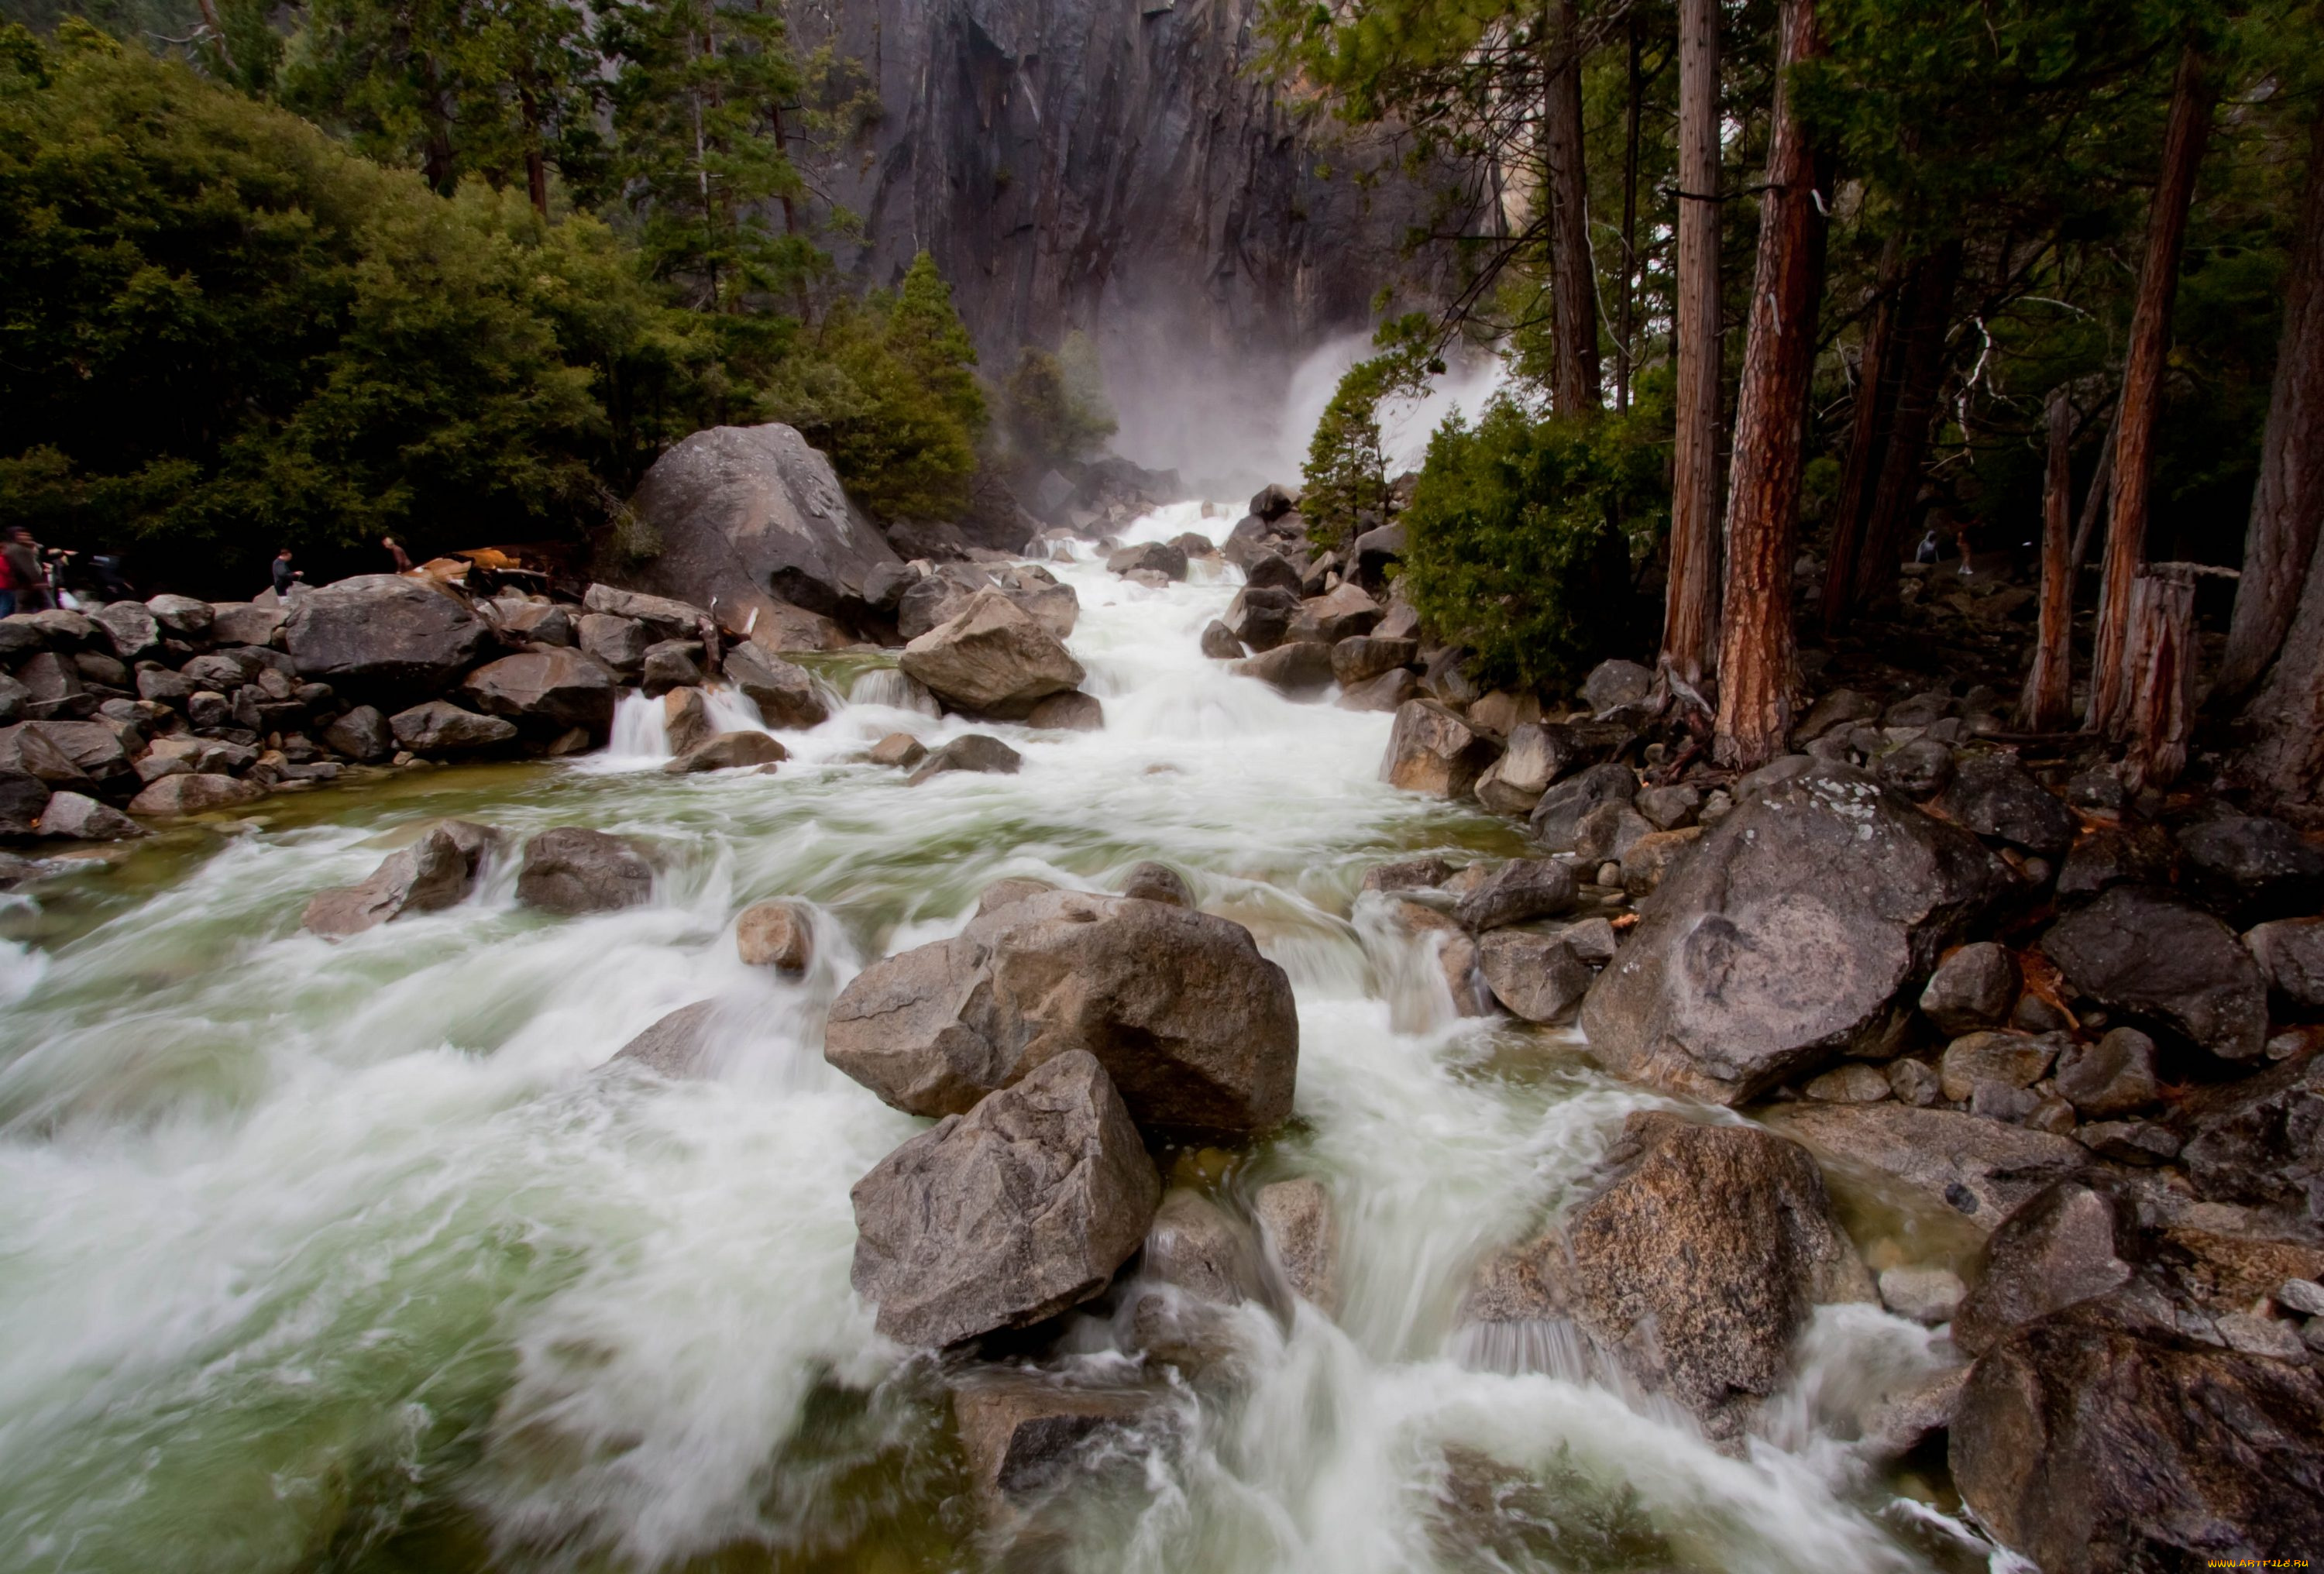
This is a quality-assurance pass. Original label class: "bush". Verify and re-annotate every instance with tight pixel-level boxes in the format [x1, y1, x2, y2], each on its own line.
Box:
[1398, 395, 1666, 694]
[0, 22, 727, 590]
[1300, 314, 1435, 548]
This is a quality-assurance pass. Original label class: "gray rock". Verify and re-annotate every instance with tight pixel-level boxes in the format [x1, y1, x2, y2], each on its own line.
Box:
[899, 588, 1084, 718]
[321, 704, 393, 762]
[1875, 737, 1955, 799]
[1878, 1265, 1965, 1325]
[2041, 886, 2270, 1061]
[639, 639, 706, 696]
[736, 899, 813, 971]
[1804, 1063, 1893, 1103]
[1528, 761, 1638, 851]
[91, 601, 161, 662]
[2056, 823, 2176, 902]
[1562, 1112, 1873, 1442]
[1580, 766, 2009, 1105]
[1952, 1297, 2324, 1574]
[284, 576, 491, 699]
[1329, 635, 1417, 687]
[1476, 930, 1591, 1023]
[1242, 552, 1303, 594]
[1119, 861, 1193, 908]
[823, 888, 1297, 1137]
[209, 602, 285, 648]
[1336, 668, 1418, 713]
[1291, 583, 1382, 644]
[2279, 1278, 2324, 1318]
[2078, 1121, 2182, 1165]
[1253, 1177, 1339, 1315]
[906, 733, 1023, 783]
[664, 730, 787, 774]
[661, 688, 714, 756]
[492, 600, 571, 646]
[36, 790, 146, 842]
[951, 1373, 1166, 1506]
[865, 731, 926, 768]
[1025, 689, 1102, 730]
[614, 424, 901, 626]
[515, 828, 653, 915]
[848, 1050, 1159, 1347]
[576, 613, 648, 675]
[1234, 640, 1336, 696]
[1794, 688, 1882, 743]
[1222, 585, 1299, 651]
[2180, 816, 2324, 920]
[461, 647, 616, 738]
[1769, 1102, 2089, 1231]
[609, 999, 719, 1077]
[1635, 782, 1702, 830]
[1452, 857, 1576, 932]
[1380, 699, 1499, 798]
[2246, 917, 2324, 1009]
[1920, 941, 2021, 1035]
[1580, 659, 1653, 713]
[302, 827, 476, 936]
[144, 594, 213, 638]
[1108, 540, 1188, 580]
[720, 643, 831, 729]
[387, 701, 517, 754]
[1360, 856, 1449, 895]
[1198, 620, 1243, 659]
[1473, 723, 1582, 815]
[2055, 1026, 2161, 1118]
[1934, 754, 2076, 857]
[125, 772, 264, 816]
[2178, 1053, 2324, 1222]
[1571, 800, 1652, 866]
[1951, 1183, 2133, 1356]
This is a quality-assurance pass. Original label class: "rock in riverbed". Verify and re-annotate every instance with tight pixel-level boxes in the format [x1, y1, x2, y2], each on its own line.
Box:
[899, 589, 1084, 719]
[825, 886, 1297, 1137]
[850, 1050, 1160, 1346]
[515, 827, 652, 914]
[303, 824, 484, 936]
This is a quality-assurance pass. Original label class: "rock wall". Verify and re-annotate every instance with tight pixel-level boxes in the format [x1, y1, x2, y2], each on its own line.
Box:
[791, 0, 1455, 483]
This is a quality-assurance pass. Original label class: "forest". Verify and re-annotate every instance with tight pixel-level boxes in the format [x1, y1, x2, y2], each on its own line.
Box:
[1277, 0, 2324, 806]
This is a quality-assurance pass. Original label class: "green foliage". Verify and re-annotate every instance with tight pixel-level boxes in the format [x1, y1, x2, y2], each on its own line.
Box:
[1002, 330, 1117, 472]
[0, 25, 726, 586]
[1301, 314, 1437, 548]
[767, 252, 985, 519]
[1399, 394, 1666, 693]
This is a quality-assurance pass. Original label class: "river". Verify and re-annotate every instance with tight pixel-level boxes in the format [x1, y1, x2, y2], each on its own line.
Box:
[0, 502, 1999, 1574]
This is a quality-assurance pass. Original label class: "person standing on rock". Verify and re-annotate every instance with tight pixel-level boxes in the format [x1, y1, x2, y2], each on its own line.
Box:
[5, 528, 50, 613]
[382, 536, 414, 573]
[271, 548, 303, 598]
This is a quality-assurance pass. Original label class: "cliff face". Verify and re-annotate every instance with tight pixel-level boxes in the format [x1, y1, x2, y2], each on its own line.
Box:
[793, 0, 1449, 485]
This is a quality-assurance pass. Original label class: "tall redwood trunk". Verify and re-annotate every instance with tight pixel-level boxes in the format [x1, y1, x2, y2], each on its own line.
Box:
[1820, 235, 1904, 627]
[1849, 240, 1962, 608]
[2233, 523, 2324, 806]
[2089, 40, 2212, 735]
[2218, 108, 2324, 699]
[2020, 387, 2078, 730]
[1713, 0, 1827, 768]
[1545, 0, 1600, 416]
[1661, 0, 1721, 687]
[1615, 14, 1643, 413]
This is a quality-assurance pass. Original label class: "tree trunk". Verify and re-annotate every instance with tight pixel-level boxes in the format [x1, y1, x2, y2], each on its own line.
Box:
[1848, 239, 1961, 609]
[2068, 402, 2116, 576]
[2121, 567, 2199, 792]
[2089, 40, 2212, 736]
[1660, 0, 1721, 688]
[520, 84, 549, 215]
[1820, 234, 1904, 627]
[1545, 0, 1600, 417]
[2020, 387, 2078, 730]
[1713, 0, 1827, 769]
[2218, 108, 2324, 699]
[1616, 14, 1643, 414]
[2233, 520, 2324, 807]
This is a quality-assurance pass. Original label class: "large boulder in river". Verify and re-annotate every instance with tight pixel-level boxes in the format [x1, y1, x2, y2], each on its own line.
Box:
[1580, 765, 2009, 1105]
[721, 644, 830, 728]
[1380, 699, 1498, 798]
[515, 827, 653, 914]
[302, 825, 479, 936]
[1951, 1297, 2324, 1574]
[824, 887, 1298, 1137]
[613, 423, 902, 625]
[850, 1049, 1160, 1347]
[460, 647, 616, 738]
[284, 576, 492, 699]
[2040, 885, 2269, 1061]
[899, 589, 1085, 719]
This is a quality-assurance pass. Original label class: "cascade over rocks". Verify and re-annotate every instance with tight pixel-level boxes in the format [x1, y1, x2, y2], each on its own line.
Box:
[848, 1050, 1160, 1347]
[284, 576, 492, 699]
[824, 886, 1297, 1137]
[722, 644, 830, 728]
[899, 589, 1085, 719]
[1580, 765, 2010, 1104]
[611, 423, 902, 628]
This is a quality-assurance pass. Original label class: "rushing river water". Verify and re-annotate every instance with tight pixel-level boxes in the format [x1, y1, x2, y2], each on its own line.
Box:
[0, 503, 2002, 1574]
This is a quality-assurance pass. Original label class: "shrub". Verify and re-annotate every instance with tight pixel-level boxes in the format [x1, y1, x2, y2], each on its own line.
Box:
[1398, 394, 1666, 694]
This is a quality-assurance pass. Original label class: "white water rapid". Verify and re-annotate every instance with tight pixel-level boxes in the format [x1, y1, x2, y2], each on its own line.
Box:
[0, 503, 1999, 1574]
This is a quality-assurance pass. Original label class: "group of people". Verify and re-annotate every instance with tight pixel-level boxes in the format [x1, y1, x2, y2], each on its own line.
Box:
[0, 528, 122, 617]
[267, 538, 414, 600]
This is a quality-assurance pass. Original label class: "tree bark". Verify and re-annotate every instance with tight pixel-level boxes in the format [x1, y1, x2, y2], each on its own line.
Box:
[2068, 402, 2116, 576]
[2218, 108, 2324, 699]
[1713, 0, 1827, 769]
[2089, 40, 2212, 736]
[1820, 234, 1904, 627]
[1545, 0, 1600, 417]
[2121, 568, 2199, 792]
[520, 84, 549, 215]
[1661, 0, 1721, 687]
[2020, 387, 2078, 730]
[1616, 14, 1643, 414]
[1848, 239, 1961, 610]
[2233, 520, 2324, 807]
